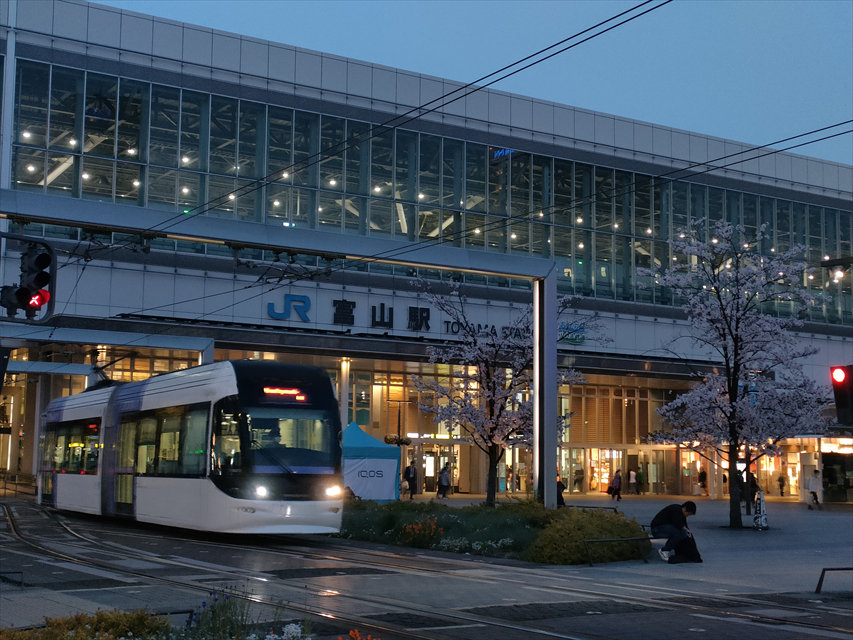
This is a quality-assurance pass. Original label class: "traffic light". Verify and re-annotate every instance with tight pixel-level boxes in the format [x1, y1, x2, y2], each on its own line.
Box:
[830, 365, 853, 425]
[0, 234, 55, 323]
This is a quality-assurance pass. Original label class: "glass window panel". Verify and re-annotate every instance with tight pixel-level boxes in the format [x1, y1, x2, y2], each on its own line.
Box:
[45, 152, 79, 196]
[418, 207, 440, 240]
[792, 202, 806, 246]
[239, 100, 265, 179]
[268, 106, 293, 176]
[509, 222, 529, 255]
[319, 115, 345, 191]
[488, 148, 509, 215]
[486, 215, 506, 252]
[369, 198, 393, 238]
[554, 159, 572, 227]
[531, 221, 551, 258]
[395, 203, 415, 240]
[672, 181, 689, 233]
[743, 193, 758, 236]
[117, 79, 148, 162]
[318, 190, 343, 230]
[84, 73, 117, 157]
[654, 178, 668, 239]
[708, 187, 724, 226]
[575, 229, 591, 295]
[266, 183, 290, 226]
[147, 166, 177, 210]
[465, 143, 486, 212]
[553, 228, 573, 292]
[465, 212, 485, 249]
[614, 234, 632, 300]
[510, 152, 531, 218]
[442, 209, 462, 246]
[208, 175, 236, 218]
[293, 111, 320, 187]
[633, 174, 651, 236]
[81, 157, 114, 201]
[116, 162, 143, 204]
[613, 170, 631, 233]
[654, 241, 670, 304]
[419, 134, 441, 205]
[13, 147, 45, 191]
[725, 189, 741, 227]
[532, 155, 551, 223]
[690, 183, 706, 237]
[345, 120, 370, 195]
[442, 138, 464, 209]
[595, 167, 613, 231]
[370, 126, 393, 196]
[573, 163, 593, 228]
[291, 187, 316, 228]
[49, 66, 84, 152]
[177, 170, 203, 214]
[595, 232, 613, 297]
[209, 96, 237, 175]
[395, 130, 417, 201]
[149, 85, 180, 167]
[776, 200, 792, 252]
[760, 196, 774, 254]
[15, 60, 49, 147]
[344, 196, 367, 234]
[181, 90, 208, 171]
[634, 239, 653, 302]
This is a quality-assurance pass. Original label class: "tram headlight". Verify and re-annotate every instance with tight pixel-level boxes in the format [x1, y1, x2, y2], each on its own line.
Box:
[325, 485, 342, 498]
[255, 485, 268, 498]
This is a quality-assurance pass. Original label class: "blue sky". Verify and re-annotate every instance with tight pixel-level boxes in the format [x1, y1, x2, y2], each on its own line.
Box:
[98, 0, 853, 165]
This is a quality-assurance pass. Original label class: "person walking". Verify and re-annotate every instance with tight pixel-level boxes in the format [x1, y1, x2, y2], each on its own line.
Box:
[437, 462, 451, 499]
[403, 460, 417, 500]
[628, 469, 637, 495]
[777, 473, 786, 497]
[650, 501, 697, 562]
[806, 469, 822, 510]
[636, 467, 644, 494]
[609, 469, 622, 501]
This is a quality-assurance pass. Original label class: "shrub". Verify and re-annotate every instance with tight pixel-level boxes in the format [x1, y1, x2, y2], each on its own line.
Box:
[526, 507, 649, 564]
[0, 610, 169, 640]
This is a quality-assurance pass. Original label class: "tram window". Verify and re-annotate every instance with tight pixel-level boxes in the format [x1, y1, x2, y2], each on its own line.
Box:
[137, 416, 157, 474]
[212, 397, 242, 475]
[43, 420, 101, 474]
[158, 412, 181, 475]
[181, 406, 208, 475]
[245, 407, 336, 473]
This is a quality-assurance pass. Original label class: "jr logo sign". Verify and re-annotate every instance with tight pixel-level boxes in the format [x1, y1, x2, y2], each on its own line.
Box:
[268, 294, 311, 322]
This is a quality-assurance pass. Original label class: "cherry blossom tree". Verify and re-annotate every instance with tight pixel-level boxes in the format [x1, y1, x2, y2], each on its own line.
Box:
[647, 221, 829, 528]
[410, 283, 588, 507]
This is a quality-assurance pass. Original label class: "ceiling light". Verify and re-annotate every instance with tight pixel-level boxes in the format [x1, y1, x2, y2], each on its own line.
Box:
[182, 156, 190, 164]
[26, 164, 36, 173]
[132, 179, 140, 187]
[282, 171, 289, 179]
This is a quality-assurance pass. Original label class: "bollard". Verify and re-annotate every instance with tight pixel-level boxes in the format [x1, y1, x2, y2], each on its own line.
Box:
[753, 489, 768, 530]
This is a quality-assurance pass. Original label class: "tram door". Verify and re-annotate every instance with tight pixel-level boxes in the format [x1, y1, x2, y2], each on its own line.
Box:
[39, 429, 56, 506]
[113, 417, 137, 516]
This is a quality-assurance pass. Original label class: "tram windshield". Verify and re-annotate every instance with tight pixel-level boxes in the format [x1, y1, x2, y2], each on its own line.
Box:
[243, 406, 337, 474]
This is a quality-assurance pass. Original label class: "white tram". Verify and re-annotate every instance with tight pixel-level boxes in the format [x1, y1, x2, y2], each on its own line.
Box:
[37, 361, 344, 534]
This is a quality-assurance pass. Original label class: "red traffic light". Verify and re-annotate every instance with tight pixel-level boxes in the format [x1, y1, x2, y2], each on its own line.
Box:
[27, 289, 50, 309]
[832, 367, 847, 384]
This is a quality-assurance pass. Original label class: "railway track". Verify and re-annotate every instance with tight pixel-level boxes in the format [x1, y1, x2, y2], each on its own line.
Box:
[2, 501, 851, 640]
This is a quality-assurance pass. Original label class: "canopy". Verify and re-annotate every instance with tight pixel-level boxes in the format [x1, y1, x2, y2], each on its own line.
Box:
[342, 422, 401, 502]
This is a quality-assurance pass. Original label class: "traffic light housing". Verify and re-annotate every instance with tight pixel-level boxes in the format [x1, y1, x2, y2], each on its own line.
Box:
[0, 234, 55, 323]
[830, 365, 853, 425]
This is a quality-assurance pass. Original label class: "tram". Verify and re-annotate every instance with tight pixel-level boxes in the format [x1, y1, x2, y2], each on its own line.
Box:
[37, 360, 344, 534]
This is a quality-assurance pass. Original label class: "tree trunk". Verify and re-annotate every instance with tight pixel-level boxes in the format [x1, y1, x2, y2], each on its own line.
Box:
[728, 442, 743, 528]
[485, 443, 502, 507]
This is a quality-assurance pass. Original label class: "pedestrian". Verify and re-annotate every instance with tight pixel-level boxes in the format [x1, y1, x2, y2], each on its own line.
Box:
[609, 469, 622, 501]
[556, 475, 566, 507]
[628, 469, 637, 495]
[403, 460, 417, 500]
[806, 469, 822, 510]
[698, 467, 708, 496]
[744, 471, 758, 514]
[437, 462, 451, 499]
[777, 473, 786, 497]
[573, 468, 584, 493]
[650, 501, 698, 562]
[636, 468, 644, 494]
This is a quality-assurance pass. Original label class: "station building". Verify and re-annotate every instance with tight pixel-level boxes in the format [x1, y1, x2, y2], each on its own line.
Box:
[1, 0, 851, 500]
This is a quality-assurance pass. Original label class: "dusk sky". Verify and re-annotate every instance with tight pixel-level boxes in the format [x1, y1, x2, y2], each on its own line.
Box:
[97, 0, 853, 166]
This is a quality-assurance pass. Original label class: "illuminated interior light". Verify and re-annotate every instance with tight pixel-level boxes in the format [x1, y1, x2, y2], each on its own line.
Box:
[711, 238, 718, 244]
[329, 179, 337, 186]
[82, 172, 90, 180]
[510, 233, 517, 240]
[132, 179, 140, 187]
[181, 186, 190, 194]
[69, 138, 77, 147]
[182, 156, 190, 164]
[646, 228, 653, 235]
[317, 206, 323, 212]
[835, 270, 845, 279]
[808, 274, 814, 280]
[679, 233, 685, 238]
[538, 211, 544, 217]
[273, 200, 280, 207]
[577, 242, 584, 249]
[373, 186, 381, 193]
[26, 165, 36, 173]
[576, 217, 583, 224]
[283, 222, 291, 227]
[255, 485, 268, 498]
[771, 247, 776, 252]
[282, 171, 289, 178]
[127, 148, 137, 156]
[824, 255, 830, 261]
[613, 223, 619, 229]
[22, 131, 31, 139]
[228, 193, 235, 200]
[473, 228, 481, 235]
[418, 193, 425, 200]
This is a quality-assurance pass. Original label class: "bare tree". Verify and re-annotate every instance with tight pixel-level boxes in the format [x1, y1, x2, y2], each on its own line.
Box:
[647, 221, 829, 528]
[410, 282, 589, 507]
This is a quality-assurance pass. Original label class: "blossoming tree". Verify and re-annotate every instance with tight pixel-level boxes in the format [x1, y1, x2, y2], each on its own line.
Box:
[648, 221, 829, 528]
[410, 283, 587, 507]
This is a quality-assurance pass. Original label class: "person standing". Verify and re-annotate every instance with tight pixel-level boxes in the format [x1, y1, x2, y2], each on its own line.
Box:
[806, 469, 822, 510]
[698, 467, 708, 496]
[636, 467, 644, 494]
[650, 501, 697, 561]
[437, 462, 451, 499]
[556, 475, 566, 507]
[609, 469, 622, 501]
[777, 473, 786, 497]
[403, 460, 417, 500]
[628, 469, 637, 495]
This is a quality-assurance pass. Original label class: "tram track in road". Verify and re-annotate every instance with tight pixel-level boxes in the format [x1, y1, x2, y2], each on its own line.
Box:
[4, 502, 851, 640]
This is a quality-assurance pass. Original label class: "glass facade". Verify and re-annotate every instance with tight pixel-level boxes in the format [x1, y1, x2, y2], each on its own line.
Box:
[10, 59, 851, 324]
